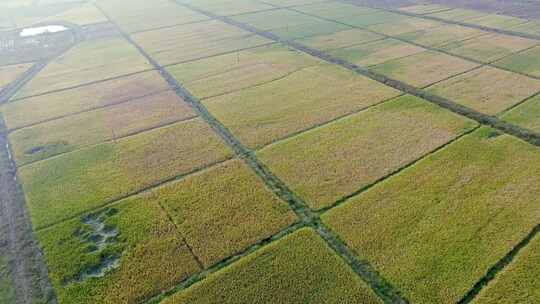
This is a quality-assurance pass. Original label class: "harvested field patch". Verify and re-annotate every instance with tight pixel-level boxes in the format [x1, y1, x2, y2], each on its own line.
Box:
[1, 71, 169, 130]
[9, 90, 196, 165]
[397, 24, 488, 48]
[467, 14, 529, 30]
[184, 0, 273, 16]
[494, 46, 540, 78]
[371, 50, 480, 88]
[367, 16, 443, 36]
[258, 95, 476, 210]
[322, 128, 540, 304]
[399, 4, 451, 15]
[162, 228, 382, 304]
[439, 33, 538, 63]
[204, 63, 400, 148]
[473, 235, 540, 304]
[97, 0, 208, 33]
[232, 9, 350, 40]
[426, 66, 540, 115]
[296, 28, 383, 51]
[427, 8, 487, 22]
[501, 94, 540, 133]
[132, 20, 271, 66]
[158, 159, 297, 267]
[329, 38, 425, 66]
[0, 63, 32, 91]
[38, 197, 201, 304]
[14, 37, 151, 99]
[19, 118, 233, 229]
[167, 44, 320, 99]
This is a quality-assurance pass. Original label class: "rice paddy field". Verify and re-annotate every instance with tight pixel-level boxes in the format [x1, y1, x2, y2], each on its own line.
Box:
[1, 0, 540, 304]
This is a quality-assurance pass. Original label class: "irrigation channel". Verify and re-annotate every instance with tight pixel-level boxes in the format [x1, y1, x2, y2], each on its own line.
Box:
[0, 116, 57, 304]
[96, 2, 410, 303]
[0, 21, 111, 304]
[175, 1, 540, 303]
[3, 1, 540, 302]
[0, 22, 83, 104]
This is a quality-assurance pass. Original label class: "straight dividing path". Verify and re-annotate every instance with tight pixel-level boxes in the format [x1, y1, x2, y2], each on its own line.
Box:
[146, 222, 307, 304]
[339, 0, 540, 41]
[316, 125, 480, 214]
[172, 2, 540, 304]
[169, 1, 410, 303]
[3, 1, 530, 304]
[0, 115, 57, 304]
[1, 22, 86, 104]
[8, 68, 156, 103]
[0, 21, 90, 304]
[457, 223, 540, 303]
[97, 2, 409, 303]
[16, 115, 199, 169]
[7, 88, 171, 133]
[34, 155, 235, 232]
[194, 0, 540, 148]
[275, 3, 540, 82]
[0, 60, 49, 104]
[326, 0, 540, 82]
[273, 3, 540, 302]
[207, 1, 540, 303]
[3, 1, 531, 303]
[261, 1, 540, 139]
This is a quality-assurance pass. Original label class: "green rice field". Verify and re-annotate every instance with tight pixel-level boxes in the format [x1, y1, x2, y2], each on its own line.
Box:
[1, 0, 540, 303]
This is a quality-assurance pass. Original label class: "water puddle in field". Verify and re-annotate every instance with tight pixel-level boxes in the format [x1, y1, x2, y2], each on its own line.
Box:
[485, 130, 502, 139]
[79, 209, 119, 252]
[75, 255, 121, 282]
[19, 25, 68, 37]
[24, 141, 68, 156]
[25, 146, 45, 155]
[64, 208, 122, 285]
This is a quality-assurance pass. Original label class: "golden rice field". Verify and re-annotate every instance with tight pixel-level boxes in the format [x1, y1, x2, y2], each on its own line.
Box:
[1, 0, 540, 303]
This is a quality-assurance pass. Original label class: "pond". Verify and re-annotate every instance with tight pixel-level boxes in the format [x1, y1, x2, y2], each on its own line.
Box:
[19, 25, 68, 37]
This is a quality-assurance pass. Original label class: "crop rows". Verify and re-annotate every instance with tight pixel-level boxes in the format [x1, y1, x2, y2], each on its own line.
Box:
[252, 1, 535, 302]
[0, 19, 100, 304]
[164, 0, 540, 303]
[224, 1, 540, 146]
[97, 2, 411, 302]
[280, 2, 540, 112]
[100, 1, 418, 298]
[2, 0, 540, 303]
